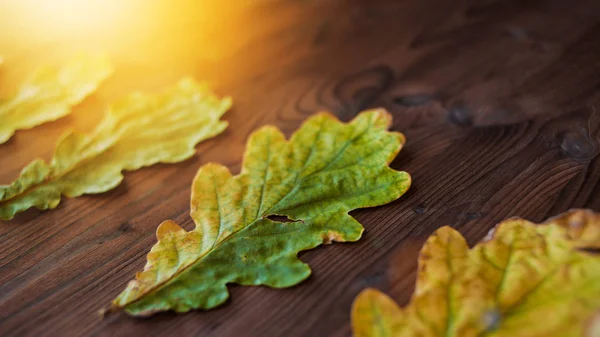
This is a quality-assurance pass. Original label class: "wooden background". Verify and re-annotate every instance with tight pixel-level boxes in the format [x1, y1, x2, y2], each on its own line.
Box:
[2, 0, 600, 336]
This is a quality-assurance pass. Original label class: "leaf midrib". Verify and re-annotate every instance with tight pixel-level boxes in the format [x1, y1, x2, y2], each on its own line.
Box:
[480, 257, 600, 335]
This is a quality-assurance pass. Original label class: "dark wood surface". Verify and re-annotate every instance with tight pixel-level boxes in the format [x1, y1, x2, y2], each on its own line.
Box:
[2, 0, 600, 336]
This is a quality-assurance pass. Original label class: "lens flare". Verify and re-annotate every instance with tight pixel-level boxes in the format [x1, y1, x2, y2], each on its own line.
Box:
[0, 1, 264, 64]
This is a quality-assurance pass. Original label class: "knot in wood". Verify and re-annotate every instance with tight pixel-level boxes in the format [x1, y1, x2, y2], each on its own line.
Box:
[560, 131, 596, 160]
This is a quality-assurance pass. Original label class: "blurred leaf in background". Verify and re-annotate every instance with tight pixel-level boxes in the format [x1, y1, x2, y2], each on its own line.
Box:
[0, 78, 231, 220]
[0, 54, 112, 144]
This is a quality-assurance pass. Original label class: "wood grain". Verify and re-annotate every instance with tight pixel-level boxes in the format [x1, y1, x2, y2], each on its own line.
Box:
[2, 0, 600, 336]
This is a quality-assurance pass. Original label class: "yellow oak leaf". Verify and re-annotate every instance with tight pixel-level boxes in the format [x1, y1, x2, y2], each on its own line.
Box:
[0, 54, 113, 143]
[110, 109, 411, 316]
[352, 209, 600, 337]
[0, 78, 231, 220]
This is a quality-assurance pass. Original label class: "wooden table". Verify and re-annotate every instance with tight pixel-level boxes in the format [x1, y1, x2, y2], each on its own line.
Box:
[2, 0, 600, 336]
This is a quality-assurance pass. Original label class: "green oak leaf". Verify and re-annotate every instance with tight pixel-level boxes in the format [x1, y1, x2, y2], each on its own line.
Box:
[0, 54, 113, 144]
[111, 109, 411, 316]
[0, 78, 231, 220]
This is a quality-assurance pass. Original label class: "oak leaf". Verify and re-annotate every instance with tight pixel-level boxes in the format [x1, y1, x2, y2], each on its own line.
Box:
[0, 54, 113, 144]
[0, 78, 231, 220]
[352, 209, 600, 337]
[111, 109, 411, 316]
